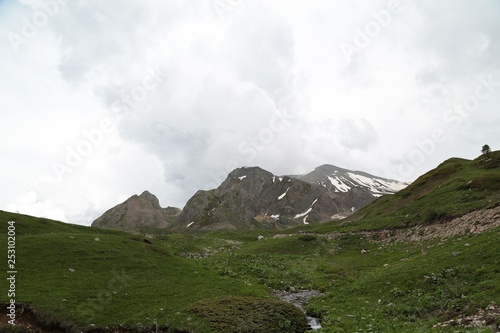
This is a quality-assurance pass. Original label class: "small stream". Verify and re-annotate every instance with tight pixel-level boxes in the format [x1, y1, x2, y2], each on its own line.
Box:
[275, 290, 322, 331]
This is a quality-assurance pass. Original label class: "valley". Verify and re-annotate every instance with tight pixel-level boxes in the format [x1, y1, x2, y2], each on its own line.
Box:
[1, 152, 499, 332]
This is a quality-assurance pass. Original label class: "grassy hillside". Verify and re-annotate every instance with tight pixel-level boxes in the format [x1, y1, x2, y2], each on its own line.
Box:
[0, 211, 306, 332]
[1, 152, 499, 332]
[306, 151, 500, 233]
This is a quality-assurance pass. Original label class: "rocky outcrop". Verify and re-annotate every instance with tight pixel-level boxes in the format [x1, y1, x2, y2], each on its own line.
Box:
[172, 166, 380, 230]
[350, 206, 500, 243]
[91, 191, 181, 232]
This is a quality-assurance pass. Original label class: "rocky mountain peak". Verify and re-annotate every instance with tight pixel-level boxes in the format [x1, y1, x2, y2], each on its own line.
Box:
[172, 164, 401, 230]
[296, 164, 408, 197]
[92, 191, 180, 232]
[137, 190, 161, 208]
[218, 166, 275, 194]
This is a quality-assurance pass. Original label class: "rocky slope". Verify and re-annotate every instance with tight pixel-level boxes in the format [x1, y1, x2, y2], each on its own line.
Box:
[295, 164, 408, 196]
[172, 166, 401, 230]
[92, 191, 181, 232]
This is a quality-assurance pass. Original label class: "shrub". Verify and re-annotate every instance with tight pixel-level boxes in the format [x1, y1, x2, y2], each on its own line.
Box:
[189, 296, 308, 333]
[298, 235, 317, 242]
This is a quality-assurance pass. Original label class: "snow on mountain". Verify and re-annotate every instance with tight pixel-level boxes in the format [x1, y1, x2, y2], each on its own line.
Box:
[295, 164, 409, 198]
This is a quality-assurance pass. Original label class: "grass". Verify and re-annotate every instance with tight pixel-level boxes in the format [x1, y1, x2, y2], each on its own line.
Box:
[306, 229, 500, 332]
[0, 212, 271, 332]
[1, 211, 499, 332]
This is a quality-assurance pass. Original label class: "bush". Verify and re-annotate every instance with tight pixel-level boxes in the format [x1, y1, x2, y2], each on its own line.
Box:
[189, 296, 308, 333]
[298, 235, 317, 242]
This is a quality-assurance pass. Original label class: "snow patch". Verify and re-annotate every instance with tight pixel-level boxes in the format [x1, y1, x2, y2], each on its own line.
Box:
[295, 208, 312, 219]
[327, 176, 351, 192]
[295, 198, 319, 219]
[278, 187, 290, 200]
[303, 215, 309, 225]
[187, 222, 194, 228]
[347, 172, 408, 193]
[238, 175, 247, 180]
[271, 214, 280, 219]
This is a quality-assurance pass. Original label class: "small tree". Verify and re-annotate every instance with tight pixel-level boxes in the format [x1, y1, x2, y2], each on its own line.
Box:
[481, 144, 491, 155]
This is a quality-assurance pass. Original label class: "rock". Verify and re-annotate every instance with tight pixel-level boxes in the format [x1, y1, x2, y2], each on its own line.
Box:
[92, 191, 181, 232]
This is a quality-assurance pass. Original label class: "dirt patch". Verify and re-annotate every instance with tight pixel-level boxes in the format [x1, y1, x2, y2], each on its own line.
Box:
[327, 206, 500, 243]
[433, 303, 500, 332]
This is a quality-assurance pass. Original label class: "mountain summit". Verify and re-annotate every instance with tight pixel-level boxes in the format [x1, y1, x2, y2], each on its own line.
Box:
[91, 191, 181, 232]
[295, 164, 409, 197]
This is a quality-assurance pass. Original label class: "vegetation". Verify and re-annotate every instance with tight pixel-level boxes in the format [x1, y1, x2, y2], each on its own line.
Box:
[1, 152, 499, 332]
[189, 296, 307, 333]
[482, 144, 492, 155]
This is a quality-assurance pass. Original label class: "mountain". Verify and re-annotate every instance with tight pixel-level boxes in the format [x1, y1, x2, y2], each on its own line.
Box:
[91, 190, 181, 232]
[295, 164, 409, 197]
[92, 165, 408, 232]
[172, 166, 406, 230]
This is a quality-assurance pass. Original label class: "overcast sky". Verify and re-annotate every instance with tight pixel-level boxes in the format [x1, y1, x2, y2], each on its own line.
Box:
[1, 0, 499, 225]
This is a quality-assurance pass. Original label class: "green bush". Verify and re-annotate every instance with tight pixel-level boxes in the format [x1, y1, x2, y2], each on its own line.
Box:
[189, 296, 308, 333]
[298, 235, 317, 242]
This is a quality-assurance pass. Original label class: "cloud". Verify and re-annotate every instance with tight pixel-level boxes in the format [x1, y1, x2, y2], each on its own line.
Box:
[337, 118, 379, 150]
[1, 0, 499, 225]
[7, 190, 67, 222]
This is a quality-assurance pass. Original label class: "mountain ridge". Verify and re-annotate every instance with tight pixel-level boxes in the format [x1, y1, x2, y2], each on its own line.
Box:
[92, 164, 407, 231]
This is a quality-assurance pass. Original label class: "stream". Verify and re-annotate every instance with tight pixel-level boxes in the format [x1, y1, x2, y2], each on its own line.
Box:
[275, 290, 322, 331]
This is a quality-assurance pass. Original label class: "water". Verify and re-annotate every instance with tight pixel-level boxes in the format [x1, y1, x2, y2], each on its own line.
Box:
[274, 290, 322, 331]
[307, 316, 322, 330]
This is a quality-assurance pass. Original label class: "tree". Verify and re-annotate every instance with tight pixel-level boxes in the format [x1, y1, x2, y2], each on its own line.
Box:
[481, 144, 491, 155]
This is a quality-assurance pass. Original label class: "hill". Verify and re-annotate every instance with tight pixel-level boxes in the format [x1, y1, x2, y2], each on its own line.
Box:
[0, 210, 305, 333]
[324, 151, 500, 232]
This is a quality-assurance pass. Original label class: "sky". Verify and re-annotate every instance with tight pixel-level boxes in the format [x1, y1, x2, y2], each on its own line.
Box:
[1, 0, 499, 226]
